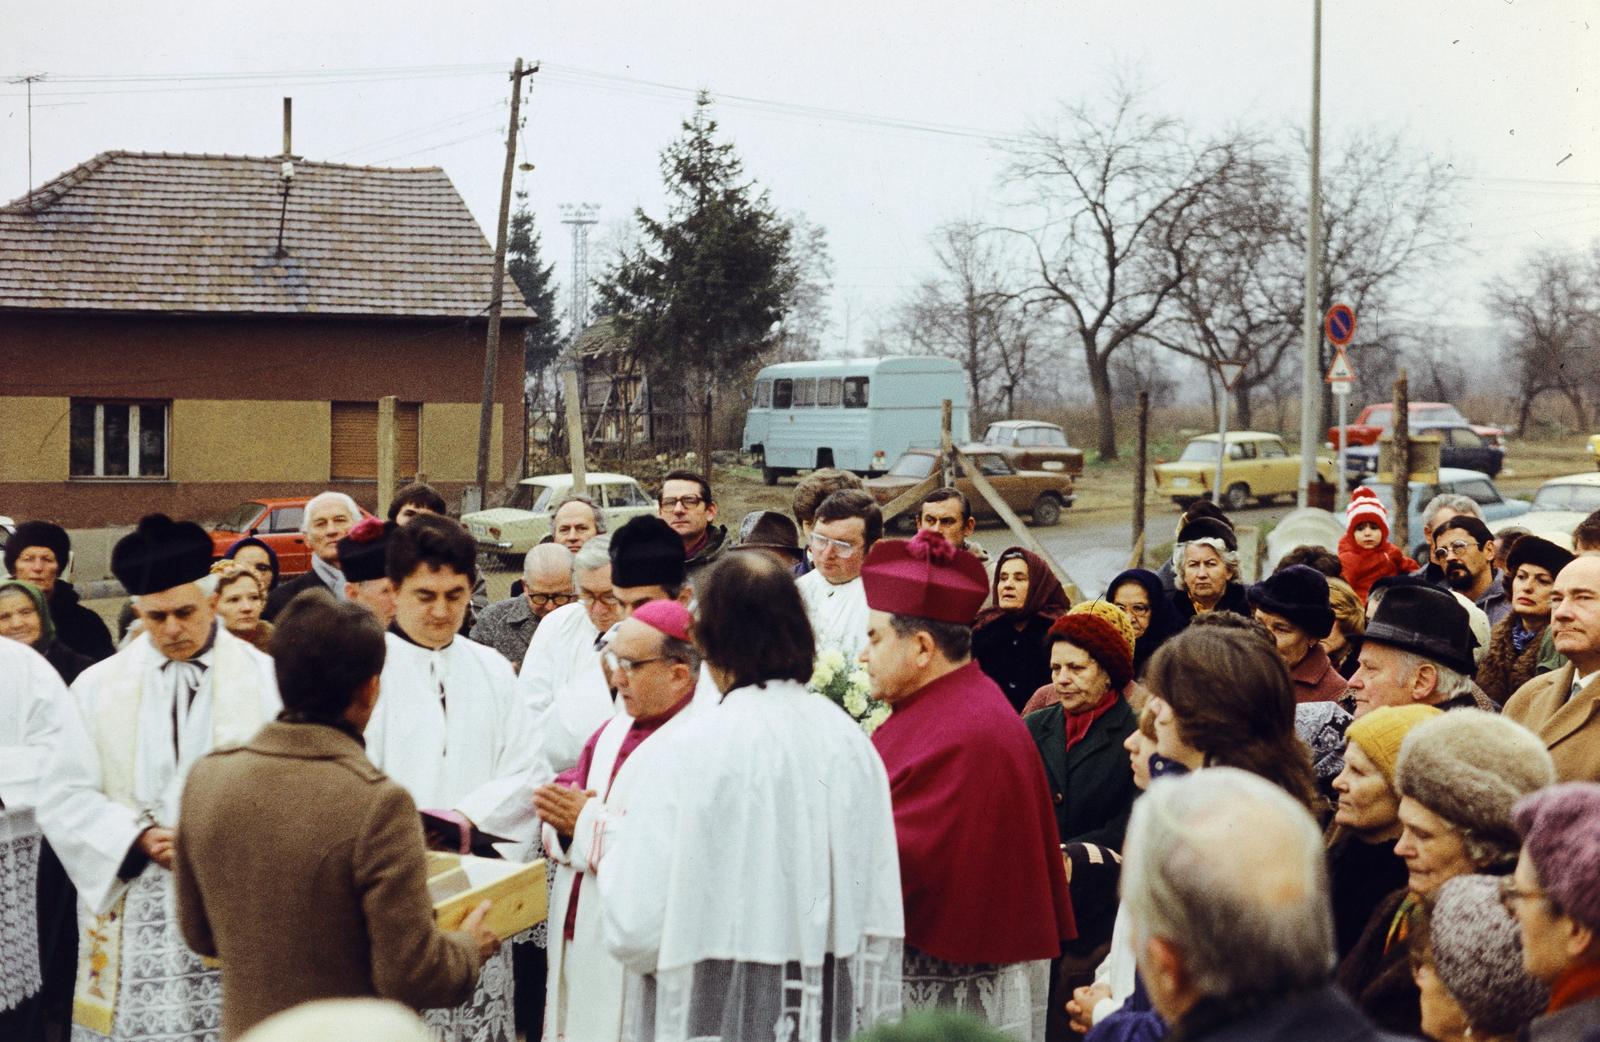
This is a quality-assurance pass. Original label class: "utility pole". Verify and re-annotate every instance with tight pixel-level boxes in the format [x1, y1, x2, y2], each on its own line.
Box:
[476, 58, 540, 506]
[9, 73, 46, 207]
[1296, 0, 1324, 508]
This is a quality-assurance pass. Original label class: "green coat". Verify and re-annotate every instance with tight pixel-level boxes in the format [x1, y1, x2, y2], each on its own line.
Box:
[1023, 696, 1140, 851]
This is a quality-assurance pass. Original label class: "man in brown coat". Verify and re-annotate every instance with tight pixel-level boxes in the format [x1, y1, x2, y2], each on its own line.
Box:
[174, 591, 498, 1040]
[1505, 554, 1600, 782]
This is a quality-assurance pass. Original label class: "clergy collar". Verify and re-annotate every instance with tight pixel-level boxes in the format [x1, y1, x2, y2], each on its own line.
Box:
[632, 689, 694, 732]
[388, 620, 453, 652]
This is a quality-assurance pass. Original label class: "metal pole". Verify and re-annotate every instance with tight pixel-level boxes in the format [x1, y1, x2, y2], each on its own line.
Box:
[1335, 384, 1350, 512]
[1297, 0, 1324, 508]
[1213, 379, 1230, 507]
[1133, 390, 1149, 561]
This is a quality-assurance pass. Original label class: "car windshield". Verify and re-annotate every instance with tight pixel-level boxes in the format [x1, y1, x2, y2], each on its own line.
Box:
[508, 483, 558, 513]
[214, 502, 263, 531]
[1532, 483, 1600, 513]
[1179, 441, 1220, 462]
[889, 454, 937, 479]
[981, 426, 1010, 446]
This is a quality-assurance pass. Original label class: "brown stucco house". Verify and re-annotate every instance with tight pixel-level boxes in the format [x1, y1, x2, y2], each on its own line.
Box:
[0, 150, 532, 527]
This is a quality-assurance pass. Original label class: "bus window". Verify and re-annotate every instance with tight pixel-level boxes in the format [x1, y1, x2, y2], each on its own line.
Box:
[755, 380, 772, 408]
[817, 377, 842, 407]
[773, 379, 793, 409]
[793, 379, 817, 408]
[843, 377, 869, 408]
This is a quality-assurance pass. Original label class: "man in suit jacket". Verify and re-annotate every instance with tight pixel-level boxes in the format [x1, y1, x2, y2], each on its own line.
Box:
[174, 590, 498, 1040]
[1505, 555, 1600, 781]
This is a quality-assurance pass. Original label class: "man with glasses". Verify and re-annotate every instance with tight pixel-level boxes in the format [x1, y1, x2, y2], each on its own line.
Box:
[533, 600, 705, 1042]
[658, 470, 729, 582]
[797, 490, 883, 661]
[1429, 515, 1506, 625]
[472, 544, 575, 671]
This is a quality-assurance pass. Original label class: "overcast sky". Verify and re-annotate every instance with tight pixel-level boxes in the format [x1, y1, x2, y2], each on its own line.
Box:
[5, 1, 1597, 362]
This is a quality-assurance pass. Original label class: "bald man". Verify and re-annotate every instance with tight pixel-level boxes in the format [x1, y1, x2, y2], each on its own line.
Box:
[471, 544, 576, 670]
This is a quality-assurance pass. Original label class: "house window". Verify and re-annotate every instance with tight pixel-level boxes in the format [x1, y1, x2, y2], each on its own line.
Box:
[69, 401, 168, 478]
[331, 401, 421, 480]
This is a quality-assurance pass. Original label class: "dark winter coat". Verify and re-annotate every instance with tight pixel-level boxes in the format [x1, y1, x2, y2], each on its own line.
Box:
[1024, 696, 1140, 850]
[1477, 615, 1547, 706]
[1169, 580, 1251, 624]
[1325, 832, 1410, 960]
[683, 524, 731, 583]
[1335, 887, 1417, 1036]
[1178, 985, 1409, 1042]
[47, 581, 114, 662]
[974, 613, 1059, 714]
[262, 570, 334, 622]
[43, 640, 94, 686]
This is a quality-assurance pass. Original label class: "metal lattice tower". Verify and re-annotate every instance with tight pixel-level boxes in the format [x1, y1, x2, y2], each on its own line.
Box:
[559, 203, 600, 336]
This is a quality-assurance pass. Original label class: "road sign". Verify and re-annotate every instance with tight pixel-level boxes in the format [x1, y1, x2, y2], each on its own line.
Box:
[1325, 346, 1355, 384]
[1324, 304, 1356, 346]
[1217, 360, 1247, 390]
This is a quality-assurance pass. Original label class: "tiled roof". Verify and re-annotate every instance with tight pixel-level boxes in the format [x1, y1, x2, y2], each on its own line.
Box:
[0, 151, 534, 319]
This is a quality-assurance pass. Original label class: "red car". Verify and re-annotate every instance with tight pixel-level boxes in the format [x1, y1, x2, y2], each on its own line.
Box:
[208, 498, 359, 577]
[1329, 402, 1504, 450]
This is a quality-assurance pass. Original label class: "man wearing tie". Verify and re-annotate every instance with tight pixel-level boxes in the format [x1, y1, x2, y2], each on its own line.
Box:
[1506, 554, 1600, 781]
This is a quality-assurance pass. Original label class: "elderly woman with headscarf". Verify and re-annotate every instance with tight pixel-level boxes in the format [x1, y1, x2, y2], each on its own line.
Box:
[224, 536, 281, 593]
[0, 578, 94, 685]
[1478, 535, 1575, 706]
[1167, 516, 1249, 622]
[1104, 568, 1183, 678]
[3, 521, 114, 661]
[1336, 710, 1556, 1036]
[1247, 564, 1349, 703]
[971, 547, 1070, 713]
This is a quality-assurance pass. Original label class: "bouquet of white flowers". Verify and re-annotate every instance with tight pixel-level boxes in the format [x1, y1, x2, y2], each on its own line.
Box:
[808, 646, 891, 734]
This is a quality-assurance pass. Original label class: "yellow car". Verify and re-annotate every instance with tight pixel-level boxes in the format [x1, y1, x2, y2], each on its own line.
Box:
[1589, 433, 1600, 470]
[1154, 432, 1306, 510]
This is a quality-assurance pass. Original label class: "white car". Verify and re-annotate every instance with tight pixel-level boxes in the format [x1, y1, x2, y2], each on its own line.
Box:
[1489, 472, 1600, 549]
[462, 473, 657, 566]
[0, 515, 13, 578]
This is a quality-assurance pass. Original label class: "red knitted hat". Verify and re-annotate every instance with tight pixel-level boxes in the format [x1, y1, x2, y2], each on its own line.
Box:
[1346, 487, 1390, 542]
[1046, 612, 1134, 692]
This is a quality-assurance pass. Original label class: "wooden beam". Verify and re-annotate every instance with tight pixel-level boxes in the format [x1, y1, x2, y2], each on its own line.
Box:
[563, 369, 587, 497]
[955, 448, 1082, 601]
[878, 472, 942, 527]
[376, 395, 397, 518]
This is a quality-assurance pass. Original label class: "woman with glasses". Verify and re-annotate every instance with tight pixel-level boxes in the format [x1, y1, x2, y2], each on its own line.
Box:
[971, 548, 1069, 713]
[1336, 710, 1555, 1036]
[1103, 568, 1183, 678]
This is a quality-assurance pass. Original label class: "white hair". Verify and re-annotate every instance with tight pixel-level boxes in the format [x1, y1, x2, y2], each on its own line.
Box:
[1173, 537, 1241, 592]
[301, 491, 362, 534]
[1389, 647, 1477, 700]
[573, 533, 612, 576]
[524, 542, 574, 580]
[1122, 768, 1334, 1002]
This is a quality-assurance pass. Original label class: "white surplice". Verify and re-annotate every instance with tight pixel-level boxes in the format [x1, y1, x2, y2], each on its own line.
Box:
[517, 602, 614, 776]
[541, 698, 706, 1042]
[37, 627, 278, 1042]
[796, 572, 870, 661]
[597, 679, 904, 1042]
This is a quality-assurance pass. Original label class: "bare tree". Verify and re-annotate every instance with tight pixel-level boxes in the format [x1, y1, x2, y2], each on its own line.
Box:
[1001, 84, 1244, 459]
[769, 212, 835, 363]
[1487, 244, 1598, 432]
[893, 219, 1044, 419]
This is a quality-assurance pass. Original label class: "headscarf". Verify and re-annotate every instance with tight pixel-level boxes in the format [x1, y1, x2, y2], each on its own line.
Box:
[0, 578, 55, 650]
[973, 547, 1069, 631]
[224, 536, 281, 590]
[1105, 568, 1184, 675]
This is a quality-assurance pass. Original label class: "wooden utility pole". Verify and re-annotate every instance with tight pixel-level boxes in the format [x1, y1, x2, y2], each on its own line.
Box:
[1391, 370, 1410, 552]
[475, 58, 540, 505]
[377, 396, 397, 518]
[701, 391, 714, 484]
[939, 399, 954, 487]
[562, 369, 587, 497]
[1131, 390, 1149, 568]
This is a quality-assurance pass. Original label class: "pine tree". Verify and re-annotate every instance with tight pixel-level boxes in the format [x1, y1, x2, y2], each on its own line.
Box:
[506, 193, 563, 385]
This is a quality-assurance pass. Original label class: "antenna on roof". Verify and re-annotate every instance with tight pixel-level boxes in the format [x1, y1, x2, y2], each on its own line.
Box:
[276, 96, 294, 258]
[8, 73, 46, 209]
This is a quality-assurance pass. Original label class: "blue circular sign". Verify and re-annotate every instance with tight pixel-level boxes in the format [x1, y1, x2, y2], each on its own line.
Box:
[1324, 304, 1356, 346]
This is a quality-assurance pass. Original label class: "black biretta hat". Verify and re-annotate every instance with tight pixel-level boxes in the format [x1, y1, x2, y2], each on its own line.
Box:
[610, 515, 686, 589]
[112, 514, 214, 596]
[338, 518, 396, 583]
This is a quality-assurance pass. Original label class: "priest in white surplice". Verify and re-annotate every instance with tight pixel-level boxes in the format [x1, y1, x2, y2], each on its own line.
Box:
[598, 553, 905, 1042]
[360, 514, 546, 1042]
[37, 515, 279, 1042]
[534, 600, 706, 1042]
[795, 490, 882, 662]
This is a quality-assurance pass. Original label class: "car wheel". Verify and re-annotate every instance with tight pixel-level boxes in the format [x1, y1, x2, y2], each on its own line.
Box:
[1255, 494, 1277, 507]
[1031, 495, 1063, 527]
[1223, 483, 1251, 511]
[762, 466, 782, 486]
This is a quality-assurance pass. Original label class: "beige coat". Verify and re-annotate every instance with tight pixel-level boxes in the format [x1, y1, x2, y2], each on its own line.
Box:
[1504, 664, 1600, 782]
[174, 721, 481, 1040]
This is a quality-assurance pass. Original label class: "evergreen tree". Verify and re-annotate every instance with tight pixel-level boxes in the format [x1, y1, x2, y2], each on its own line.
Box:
[595, 91, 794, 398]
[506, 193, 563, 383]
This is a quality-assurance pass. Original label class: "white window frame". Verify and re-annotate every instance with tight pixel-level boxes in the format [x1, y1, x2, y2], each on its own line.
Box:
[71, 400, 169, 479]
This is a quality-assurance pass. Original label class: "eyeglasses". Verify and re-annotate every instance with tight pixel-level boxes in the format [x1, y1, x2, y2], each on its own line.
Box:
[1116, 603, 1152, 617]
[579, 590, 622, 610]
[526, 591, 576, 608]
[603, 651, 664, 675]
[1432, 538, 1479, 562]
[808, 532, 861, 558]
[1498, 877, 1547, 912]
[660, 495, 705, 510]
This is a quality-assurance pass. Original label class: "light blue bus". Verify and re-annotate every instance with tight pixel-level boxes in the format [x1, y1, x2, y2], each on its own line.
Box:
[742, 357, 971, 484]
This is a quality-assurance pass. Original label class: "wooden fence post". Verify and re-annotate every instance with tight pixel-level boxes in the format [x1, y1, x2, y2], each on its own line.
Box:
[563, 369, 587, 497]
[377, 395, 397, 518]
[702, 391, 713, 484]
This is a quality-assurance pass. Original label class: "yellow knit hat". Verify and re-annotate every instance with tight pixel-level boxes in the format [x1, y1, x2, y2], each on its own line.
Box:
[1067, 599, 1136, 657]
[1345, 704, 1444, 785]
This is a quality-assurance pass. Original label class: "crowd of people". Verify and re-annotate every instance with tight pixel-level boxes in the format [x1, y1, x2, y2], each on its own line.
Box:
[2, 466, 1599, 1042]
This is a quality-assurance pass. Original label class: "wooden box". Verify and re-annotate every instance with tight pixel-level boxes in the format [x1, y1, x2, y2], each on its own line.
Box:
[427, 853, 548, 941]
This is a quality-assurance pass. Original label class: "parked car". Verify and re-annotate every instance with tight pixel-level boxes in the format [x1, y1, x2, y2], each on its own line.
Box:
[1489, 472, 1600, 546]
[1153, 432, 1307, 510]
[1589, 433, 1600, 470]
[209, 498, 324, 576]
[462, 472, 657, 565]
[864, 447, 1075, 527]
[979, 420, 1085, 477]
[1341, 422, 1505, 485]
[0, 514, 13, 578]
[1357, 469, 1531, 547]
[1329, 401, 1505, 450]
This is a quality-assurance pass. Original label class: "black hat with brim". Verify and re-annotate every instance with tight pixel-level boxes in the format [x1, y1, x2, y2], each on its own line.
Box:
[112, 514, 215, 596]
[1363, 583, 1477, 676]
[1247, 564, 1335, 639]
[734, 510, 803, 562]
[610, 515, 687, 589]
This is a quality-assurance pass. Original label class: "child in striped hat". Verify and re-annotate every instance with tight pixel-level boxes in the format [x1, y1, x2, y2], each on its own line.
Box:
[1338, 487, 1419, 601]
